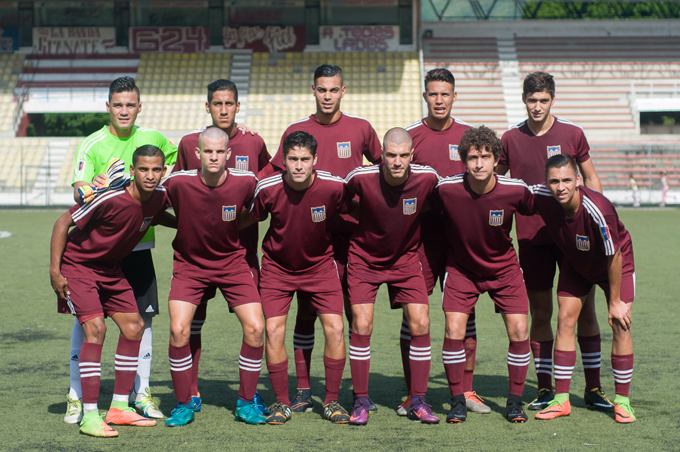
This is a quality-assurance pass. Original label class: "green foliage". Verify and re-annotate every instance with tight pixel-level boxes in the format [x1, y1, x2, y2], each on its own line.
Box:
[27, 113, 109, 137]
[523, 2, 680, 19]
[1, 209, 679, 450]
[641, 111, 680, 126]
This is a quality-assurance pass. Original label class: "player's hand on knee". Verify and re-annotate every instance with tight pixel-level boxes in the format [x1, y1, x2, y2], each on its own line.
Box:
[608, 299, 631, 331]
[50, 272, 69, 300]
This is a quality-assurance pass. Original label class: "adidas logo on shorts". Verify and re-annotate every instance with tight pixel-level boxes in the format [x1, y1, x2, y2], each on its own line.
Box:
[145, 306, 155, 313]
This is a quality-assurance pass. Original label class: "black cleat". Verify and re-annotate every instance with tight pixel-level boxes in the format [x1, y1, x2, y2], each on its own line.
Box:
[506, 395, 528, 423]
[584, 387, 615, 412]
[446, 394, 467, 424]
[527, 388, 554, 410]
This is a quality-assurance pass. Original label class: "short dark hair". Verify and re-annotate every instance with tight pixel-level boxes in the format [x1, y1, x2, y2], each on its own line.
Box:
[133, 145, 165, 166]
[283, 131, 318, 157]
[207, 79, 239, 103]
[523, 71, 555, 99]
[109, 76, 140, 102]
[424, 67, 455, 91]
[458, 126, 502, 162]
[313, 64, 343, 85]
[545, 154, 578, 180]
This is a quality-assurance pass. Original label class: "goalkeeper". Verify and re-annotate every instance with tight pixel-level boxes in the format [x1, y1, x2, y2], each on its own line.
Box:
[62, 76, 177, 425]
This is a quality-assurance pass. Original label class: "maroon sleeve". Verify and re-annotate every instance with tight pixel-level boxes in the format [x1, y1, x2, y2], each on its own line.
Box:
[270, 129, 291, 172]
[345, 171, 359, 198]
[597, 200, 622, 255]
[364, 124, 383, 164]
[499, 132, 510, 167]
[337, 183, 352, 215]
[249, 184, 269, 222]
[150, 191, 172, 226]
[574, 129, 591, 164]
[172, 138, 188, 173]
[517, 184, 537, 216]
[70, 197, 102, 230]
[243, 176, 258, 212]
[257, 140, 270, 171]
[428, 183, 444, 212]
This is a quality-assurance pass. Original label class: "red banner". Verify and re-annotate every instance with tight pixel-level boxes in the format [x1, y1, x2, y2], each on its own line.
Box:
[130, 26, 210, 53]
[222, 26, 305, 53]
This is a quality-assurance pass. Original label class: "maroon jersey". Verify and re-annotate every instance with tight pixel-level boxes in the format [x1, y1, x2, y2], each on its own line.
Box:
[270, 113, 382, 234]
[161, 169, 258, 275]
[173, 127, 269, 259]
[432, 174, 534, 279]
[63, 187, 168, 265]
[406, 117, 472, 241]
[250, 170, 348, 272]
[346, 164, 440, 269]
[501, 117, 591, 246]
[534, 185, 634, 283]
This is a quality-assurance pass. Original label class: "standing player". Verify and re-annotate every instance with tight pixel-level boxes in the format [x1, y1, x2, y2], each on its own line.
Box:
[432, 126, 531, 424]
[533, 155, 636, 423]
[497, 71, 612, 411]
[172, 79, 269, 412]
[64, 76, 177, 423]
[247, 131, 350, 424]
[50, 146, 171, 437]
[401, 67, 488, 416]
[160, 128, 265, 427]
[263, 64, 382, 413]
[345, 128, 440, 425]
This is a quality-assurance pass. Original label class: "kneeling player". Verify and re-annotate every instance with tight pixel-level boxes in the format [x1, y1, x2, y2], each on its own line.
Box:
[533, 155, 636, 423]
[346, 128, 440, 425]
[432, 126, 531, 423]
[246, 131, 350, 424]
[49, 146, 172, 437]
[161, 128, 265, 426]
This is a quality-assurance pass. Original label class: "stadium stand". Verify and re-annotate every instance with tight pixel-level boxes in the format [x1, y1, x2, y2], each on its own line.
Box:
[422, 37, 507, 132]
[0, 54, 23, 133]
[591, 144, 680, 189]
[0, 137, 48, 190]
[247, 51, 422, 151]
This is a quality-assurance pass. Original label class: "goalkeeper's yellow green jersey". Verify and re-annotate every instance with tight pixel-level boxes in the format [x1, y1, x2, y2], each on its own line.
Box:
[72, 125, 178, 250]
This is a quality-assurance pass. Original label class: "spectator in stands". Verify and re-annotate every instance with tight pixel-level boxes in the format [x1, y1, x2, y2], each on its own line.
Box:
[629, 174, 640, 207]
[660, 171, 669, 207]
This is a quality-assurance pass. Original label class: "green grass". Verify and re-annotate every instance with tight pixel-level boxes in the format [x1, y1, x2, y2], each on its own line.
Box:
[0, 209, 679, 451]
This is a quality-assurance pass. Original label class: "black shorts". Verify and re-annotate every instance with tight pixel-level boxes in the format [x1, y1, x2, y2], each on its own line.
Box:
[120, 249, 159, 319]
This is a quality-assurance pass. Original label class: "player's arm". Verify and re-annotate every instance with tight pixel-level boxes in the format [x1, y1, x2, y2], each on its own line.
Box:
[578, 159, 602, 193]
[495, 164, 509, 176]
[606, 249, 630, 330]
[157, 211, 177, 229]
[238, 209, 258, 230]
[73, 175, 107, 204]
[49, 211, 76, 300]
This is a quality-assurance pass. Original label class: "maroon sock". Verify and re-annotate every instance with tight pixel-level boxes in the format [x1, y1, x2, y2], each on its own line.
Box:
[611, 353, 633, 397]
[169, 343, 193, 404]
[531, 340, 554, 391]
[293, 318, 315, 390]
[238, 342, 263, 401]
[113, 335, 141, 397]
[79, 342, 103, 405]
[463, 313, 477, 393]
[553, 349, 576, 395]
[323, 356, 346, 405]
[507, 339, 531, 397]
[399, 318, 411, 394]
[442, 337, 465, 396]
[349, 333, 371, 398]
[409, 333, 431, 397]
[577, 334, 602, 391]
[189, 302, 207, 396]
[267, 359, 290, 406]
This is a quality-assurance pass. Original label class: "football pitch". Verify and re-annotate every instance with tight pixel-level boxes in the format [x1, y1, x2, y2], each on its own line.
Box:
[0, 208, 678, 451]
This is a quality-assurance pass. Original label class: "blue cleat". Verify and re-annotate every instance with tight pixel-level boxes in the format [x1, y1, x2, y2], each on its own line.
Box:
[253, 391, 270, 416]
[235, 398, 267, 425]
[165, 403, 195, 427]
[191, 393, 202, 412]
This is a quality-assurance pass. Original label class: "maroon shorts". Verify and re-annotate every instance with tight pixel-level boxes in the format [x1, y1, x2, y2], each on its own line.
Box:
[259, 258, 343, 319]
[518, 243, 563, 291]
[557, 259, 635, 303]
[442, 265, 529, 315]
[196, 254, 260, 310]
[57, 262, 138, 323]
[347, 260, 429, 308]
[169, 262, 260, 308]
[332, 232, 352, 291]
[418, 239, 448, 295]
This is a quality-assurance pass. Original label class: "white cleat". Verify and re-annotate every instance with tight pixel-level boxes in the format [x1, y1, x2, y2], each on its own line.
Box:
[64, 396, 83, 424]
[130, 388, 164, 419]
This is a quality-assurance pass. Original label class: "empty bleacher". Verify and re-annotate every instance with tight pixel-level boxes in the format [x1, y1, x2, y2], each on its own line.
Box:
[0, 138, 48, 190]
[247, 51, 422, 151]
[591, 145, 680, 190]
[0, 54, 23, 133]
[422, 37, 507, 132]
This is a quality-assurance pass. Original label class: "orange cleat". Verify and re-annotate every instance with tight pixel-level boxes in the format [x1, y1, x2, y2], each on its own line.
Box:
[535, 399, 571, 420]
[105, 407, 157, 426]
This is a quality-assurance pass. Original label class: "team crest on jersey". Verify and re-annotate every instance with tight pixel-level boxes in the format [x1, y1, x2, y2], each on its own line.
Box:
[222, 205, 236, 221]
[311, 205, 326, 222]
[489, 210, 504, 226]
[599, 225, 610, 241]
[576, 234, 590, 251]
[403, 198, 417, 215]
[337, 141, 351, 159]
[547, 145, 562, 158]
[235, 156, 249, 171]
[449, 145, 460, 161]
[139, 216, 153, 232]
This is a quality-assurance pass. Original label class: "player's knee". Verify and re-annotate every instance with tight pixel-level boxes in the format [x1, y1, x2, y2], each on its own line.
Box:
[170, 323, 191, 346]
[265, 322, 284, 343]
[323, 318, 344, 342]
[408, 316, 429, 336]
[556, 310, 578, 332]
[84, 320, 107, 342]
[352, 318, 372, 336]
[243, 319, 265, 344]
